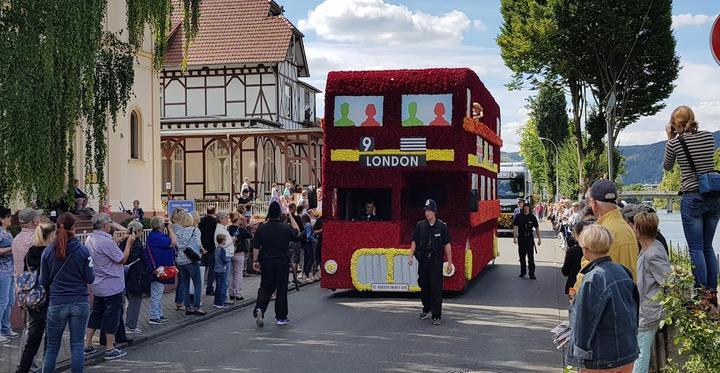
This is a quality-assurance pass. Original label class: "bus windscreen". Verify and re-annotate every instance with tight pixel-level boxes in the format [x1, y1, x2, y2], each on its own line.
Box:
[497, 178, 525, 200]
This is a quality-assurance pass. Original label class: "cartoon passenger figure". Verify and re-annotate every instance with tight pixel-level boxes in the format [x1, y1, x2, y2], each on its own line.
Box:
[402, 102, 424, 127]
[361, 104, 381, 127]
[429, 102, 450, 126]
[335, 102, 356, 127]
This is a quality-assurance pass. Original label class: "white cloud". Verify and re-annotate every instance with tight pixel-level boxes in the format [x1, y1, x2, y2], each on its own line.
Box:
[671, 13, 715, 29]
[473, 19, 487, 32]
[298, 0, 471, 45]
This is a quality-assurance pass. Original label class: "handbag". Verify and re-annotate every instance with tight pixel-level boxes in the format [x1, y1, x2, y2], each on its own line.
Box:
[147, 241, 178, 282]
[181, 229, 201, 263]
[677, 137, 720, 195]
[17, 252, 71, 311]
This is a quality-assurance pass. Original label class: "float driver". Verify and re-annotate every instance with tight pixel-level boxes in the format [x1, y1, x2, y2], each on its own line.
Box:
[408, 199, 453, 325]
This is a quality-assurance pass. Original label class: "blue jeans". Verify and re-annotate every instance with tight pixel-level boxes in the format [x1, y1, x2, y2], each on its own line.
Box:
[680, 193, 720, 290]
[43, 302, 90, 373]
[633, 328, 657, 373]
[179, 263, 202, 310]
[214, 271, 227, 306]
[0, 273, 14, 334]
[149, 281, 165, 320]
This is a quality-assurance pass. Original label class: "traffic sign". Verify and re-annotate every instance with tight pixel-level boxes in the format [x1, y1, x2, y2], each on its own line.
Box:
[712, 15, 720, 66]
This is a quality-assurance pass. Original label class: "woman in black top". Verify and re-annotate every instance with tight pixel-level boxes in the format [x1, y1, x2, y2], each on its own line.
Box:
[17, 222, 56, 373]
[561, 221, 592, 298]
[663, 105, 719, 298]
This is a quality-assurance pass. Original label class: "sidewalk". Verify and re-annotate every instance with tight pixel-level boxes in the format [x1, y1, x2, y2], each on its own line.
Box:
[0, 270, 316, 372]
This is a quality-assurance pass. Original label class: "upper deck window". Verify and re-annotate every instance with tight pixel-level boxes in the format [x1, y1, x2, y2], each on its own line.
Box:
[401, 94, 452, 127]
[333, 96, 383, 127]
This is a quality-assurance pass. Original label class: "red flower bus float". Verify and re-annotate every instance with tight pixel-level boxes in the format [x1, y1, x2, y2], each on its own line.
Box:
[319, 68, 502, 292]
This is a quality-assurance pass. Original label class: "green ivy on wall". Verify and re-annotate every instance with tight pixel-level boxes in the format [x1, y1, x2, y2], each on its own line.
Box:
[0, 0, 200, 206]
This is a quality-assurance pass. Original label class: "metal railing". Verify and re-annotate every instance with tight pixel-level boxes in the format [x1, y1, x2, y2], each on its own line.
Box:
[76, 229, 152, 244]
[195, 200, 271, 217]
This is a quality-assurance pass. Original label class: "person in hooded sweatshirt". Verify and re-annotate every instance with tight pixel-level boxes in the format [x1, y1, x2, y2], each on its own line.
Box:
[251, 201, 300, 327]
[40, 213, 95, 373]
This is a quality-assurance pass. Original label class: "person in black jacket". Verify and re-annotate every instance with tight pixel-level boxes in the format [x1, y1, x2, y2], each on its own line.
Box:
[251, 202, 301, 327]
[16, 222, 56, 373]
[561, 221, 593, 297]
[121, 221, 149, 334]
[198, 206, 218, 295]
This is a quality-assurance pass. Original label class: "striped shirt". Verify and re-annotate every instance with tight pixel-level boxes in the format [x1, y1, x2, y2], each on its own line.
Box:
[663, 131, 716, 193]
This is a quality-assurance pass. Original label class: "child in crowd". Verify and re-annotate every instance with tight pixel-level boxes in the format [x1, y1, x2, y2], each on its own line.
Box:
[213, 234, 230, 309]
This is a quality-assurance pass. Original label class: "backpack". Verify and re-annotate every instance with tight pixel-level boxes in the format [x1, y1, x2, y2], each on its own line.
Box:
[17, 252, 71, 311]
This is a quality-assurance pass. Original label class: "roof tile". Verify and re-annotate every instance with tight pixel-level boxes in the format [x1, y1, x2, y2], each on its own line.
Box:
[164, 0, 294, 67]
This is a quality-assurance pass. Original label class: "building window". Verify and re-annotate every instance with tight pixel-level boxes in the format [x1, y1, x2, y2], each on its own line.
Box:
[262, 140, 276, 191]
[282, 83, 292, 119]
[162, 145, 184, 194]
[205, 140, 231, 193]
[130, 111, 140, 159]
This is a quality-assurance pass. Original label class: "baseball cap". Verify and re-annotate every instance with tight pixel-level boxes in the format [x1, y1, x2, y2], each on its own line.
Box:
[423, 199, 438, 213]
[18, 208, 43, 224]
[586, 179, 618, 204]
[621, 204, 656, 221]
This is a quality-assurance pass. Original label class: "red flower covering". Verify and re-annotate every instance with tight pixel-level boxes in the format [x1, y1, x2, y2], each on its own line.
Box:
[470, 200, 501, 227]
[321, 68, 501, 292]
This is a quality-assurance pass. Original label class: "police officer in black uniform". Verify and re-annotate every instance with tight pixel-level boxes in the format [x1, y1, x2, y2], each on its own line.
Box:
[408, 199, 453, 325]
[513, 203, 541, 279]
[251, 201, 301, 327]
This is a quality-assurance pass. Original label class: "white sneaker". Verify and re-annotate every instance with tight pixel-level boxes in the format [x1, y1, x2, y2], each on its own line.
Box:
[2, 330, 19, 338]
[0, 335, 9, 344]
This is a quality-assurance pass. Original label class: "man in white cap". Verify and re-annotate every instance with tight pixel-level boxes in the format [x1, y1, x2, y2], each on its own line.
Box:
[408, 199, 453, 325]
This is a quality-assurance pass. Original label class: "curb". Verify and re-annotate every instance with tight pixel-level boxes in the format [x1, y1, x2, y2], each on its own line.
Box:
[57, 279, 319, 371]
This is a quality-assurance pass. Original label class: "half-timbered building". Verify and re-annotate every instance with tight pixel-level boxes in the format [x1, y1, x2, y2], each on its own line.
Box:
[159, 0, 322, 202]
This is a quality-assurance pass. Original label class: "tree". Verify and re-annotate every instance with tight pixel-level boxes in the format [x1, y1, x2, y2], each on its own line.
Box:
[518, 119, 549, 196]
[498, 0, 679, 186]
[527, 84, 569, 197]
[715, 148, 720, 169]
[553, 0, 679, 152]
[555, 136, 625, 199]
[658, 164, 680, 192]
[0, 0, 200, 205]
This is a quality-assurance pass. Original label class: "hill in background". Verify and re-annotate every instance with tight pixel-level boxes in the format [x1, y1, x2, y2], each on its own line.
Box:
[501, 131, 720, 185]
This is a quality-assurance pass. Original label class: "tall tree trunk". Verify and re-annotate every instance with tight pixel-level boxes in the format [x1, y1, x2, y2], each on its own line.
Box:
[569, 79, 585, 196]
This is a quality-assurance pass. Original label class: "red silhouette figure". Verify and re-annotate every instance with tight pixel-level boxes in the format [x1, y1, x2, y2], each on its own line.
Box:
[361, 104, 381, 127]
[429, 102, 450, 126]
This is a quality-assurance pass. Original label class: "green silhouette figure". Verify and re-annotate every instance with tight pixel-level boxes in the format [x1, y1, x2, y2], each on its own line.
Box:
[402, 102, 424, 127]
[335, 102, 356, 127]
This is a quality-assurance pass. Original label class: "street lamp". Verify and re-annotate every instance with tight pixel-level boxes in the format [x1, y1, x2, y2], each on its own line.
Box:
[539, 137, 560, 202]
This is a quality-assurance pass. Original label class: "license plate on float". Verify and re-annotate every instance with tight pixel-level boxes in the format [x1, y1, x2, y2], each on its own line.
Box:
[371, 283, 410, 292]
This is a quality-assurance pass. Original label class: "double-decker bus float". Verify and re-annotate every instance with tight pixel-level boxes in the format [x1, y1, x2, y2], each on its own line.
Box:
[320, 68, 502, 292]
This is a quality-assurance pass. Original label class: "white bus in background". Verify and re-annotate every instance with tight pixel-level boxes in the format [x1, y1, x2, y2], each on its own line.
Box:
[497, 162, 532, 234]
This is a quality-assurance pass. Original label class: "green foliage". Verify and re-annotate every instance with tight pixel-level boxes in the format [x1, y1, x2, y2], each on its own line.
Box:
[715, 148, 720, 169]
[498, 0, 679, 188]
[556, 136, 625, 198]
[0, 1, 200, 206]
[518, 119, 548, 194]
[657, 246, 720, 373]
[623, 183, 643, 192]
[528, 84, 569, 197]
[659, 164, 681, 192]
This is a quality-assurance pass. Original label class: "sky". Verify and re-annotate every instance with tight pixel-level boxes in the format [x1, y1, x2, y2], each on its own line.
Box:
[282, 0, 720, 152]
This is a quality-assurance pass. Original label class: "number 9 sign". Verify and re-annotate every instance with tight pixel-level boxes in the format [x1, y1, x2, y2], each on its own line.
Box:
[359, 137, 375, 152]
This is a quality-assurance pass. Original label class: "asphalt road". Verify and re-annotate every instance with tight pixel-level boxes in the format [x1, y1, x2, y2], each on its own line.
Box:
[90, 232, 568, 373]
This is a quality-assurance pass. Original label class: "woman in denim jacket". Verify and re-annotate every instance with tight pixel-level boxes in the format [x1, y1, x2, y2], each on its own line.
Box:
[568, 224, 639, 372]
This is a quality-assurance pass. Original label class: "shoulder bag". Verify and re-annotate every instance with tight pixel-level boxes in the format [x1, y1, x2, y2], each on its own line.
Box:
[677, 137, 720, 196]
[147, 241, 178, 281]
[182, 229, 201, 263]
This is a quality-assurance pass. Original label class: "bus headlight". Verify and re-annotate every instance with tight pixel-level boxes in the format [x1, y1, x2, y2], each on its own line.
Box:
[324, 260, 338, 275]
